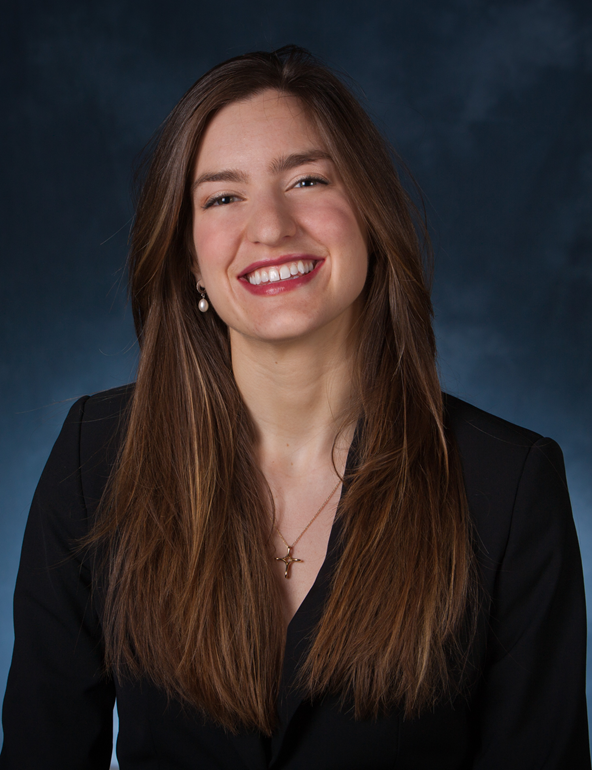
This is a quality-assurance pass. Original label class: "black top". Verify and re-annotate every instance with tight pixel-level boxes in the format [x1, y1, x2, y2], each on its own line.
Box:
[0, 384, 589, 769]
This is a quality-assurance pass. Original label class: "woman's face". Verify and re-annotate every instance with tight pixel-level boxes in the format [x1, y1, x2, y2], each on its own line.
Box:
[191, 89, 368, 345]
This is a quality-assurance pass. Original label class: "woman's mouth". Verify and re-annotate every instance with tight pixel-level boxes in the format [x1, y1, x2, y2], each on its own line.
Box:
[244, 259, 317, 286]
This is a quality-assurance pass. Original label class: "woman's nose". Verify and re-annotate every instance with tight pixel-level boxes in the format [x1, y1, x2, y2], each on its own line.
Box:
[246, 192, 296, 245]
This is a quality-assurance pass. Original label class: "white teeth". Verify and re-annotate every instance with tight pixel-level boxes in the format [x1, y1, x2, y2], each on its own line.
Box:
[246, 260, 317, 284]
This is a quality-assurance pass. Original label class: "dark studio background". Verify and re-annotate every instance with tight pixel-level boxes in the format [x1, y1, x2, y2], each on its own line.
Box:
[1, 0, 591, 761]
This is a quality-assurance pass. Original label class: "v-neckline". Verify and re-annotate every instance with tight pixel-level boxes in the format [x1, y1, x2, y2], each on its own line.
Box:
[231, 426, 360, 770]
[230, 489, 347, 770]
[266, 491, 344, 765]
[282, 477, 345, 627]
[269, 425, 360, 765]
[281, 418, 360, 637]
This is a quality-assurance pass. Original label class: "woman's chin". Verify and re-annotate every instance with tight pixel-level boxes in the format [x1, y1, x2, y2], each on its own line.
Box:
[230, 322, 325, 347]
[228, 309, 356, 350]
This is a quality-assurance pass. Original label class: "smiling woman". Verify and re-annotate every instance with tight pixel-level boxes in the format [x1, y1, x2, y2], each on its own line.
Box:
[191, 91, 368, 346]
[0, 46, 589, 770]
[190, 90, 369, 618]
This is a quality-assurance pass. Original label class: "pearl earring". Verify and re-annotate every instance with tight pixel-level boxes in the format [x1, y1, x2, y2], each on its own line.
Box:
[196, 281, 209, 313]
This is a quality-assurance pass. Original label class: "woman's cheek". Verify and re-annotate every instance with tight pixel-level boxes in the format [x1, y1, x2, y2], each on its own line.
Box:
[193, 227, 231, 279]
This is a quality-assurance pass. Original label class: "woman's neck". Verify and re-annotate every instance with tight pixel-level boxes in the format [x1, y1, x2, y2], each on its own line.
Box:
[230, 318, 357, 481]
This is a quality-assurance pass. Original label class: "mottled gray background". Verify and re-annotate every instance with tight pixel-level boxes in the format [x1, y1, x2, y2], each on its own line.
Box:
[1, 0, 591, 760]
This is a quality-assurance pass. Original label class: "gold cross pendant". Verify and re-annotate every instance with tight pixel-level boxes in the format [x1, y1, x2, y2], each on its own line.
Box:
[275, 545, 303, 579]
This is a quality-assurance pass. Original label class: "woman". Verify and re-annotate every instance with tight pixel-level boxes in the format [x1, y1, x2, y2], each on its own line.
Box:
[1, 46, 589, 769]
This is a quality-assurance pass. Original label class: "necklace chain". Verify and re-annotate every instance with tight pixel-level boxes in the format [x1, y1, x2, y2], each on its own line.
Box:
[273, 479, 342, 578]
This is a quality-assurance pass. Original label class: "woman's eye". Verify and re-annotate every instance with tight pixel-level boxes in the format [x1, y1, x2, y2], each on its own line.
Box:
[294, 176, 328, 189]
[204, 194, 237, 209]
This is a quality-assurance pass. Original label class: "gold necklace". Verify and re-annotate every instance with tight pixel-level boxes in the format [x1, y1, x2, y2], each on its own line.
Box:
[274, 479, 342, 579]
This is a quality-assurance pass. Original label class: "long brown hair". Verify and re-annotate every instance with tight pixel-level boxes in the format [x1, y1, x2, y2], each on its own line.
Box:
[91, 46, 478, 734]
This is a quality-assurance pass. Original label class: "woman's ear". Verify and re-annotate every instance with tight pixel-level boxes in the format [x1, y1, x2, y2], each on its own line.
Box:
[191, 256, 204, 290]
[187, 233, 202, 287]
[192, 263, 207, 297]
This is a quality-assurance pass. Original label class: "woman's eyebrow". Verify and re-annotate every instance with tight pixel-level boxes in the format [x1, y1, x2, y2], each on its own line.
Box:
[193, 169, 247, 190]
[270, 150, 331, 174]
[192, 150, 332, 192]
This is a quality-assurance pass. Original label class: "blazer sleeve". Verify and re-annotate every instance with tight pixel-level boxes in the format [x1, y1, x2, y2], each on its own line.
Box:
[0, 397, 115, 769]
[472, 438, 590, 768]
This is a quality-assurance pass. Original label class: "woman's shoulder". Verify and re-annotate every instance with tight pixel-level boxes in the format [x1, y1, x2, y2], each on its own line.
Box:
[443, 392, 542, 449]
[443, 392, 573, 567]
[59, 383, 136, 512]
[443, 390, 564, 499]
[442, 391, 559, 486]
[79, 382, 136, 423]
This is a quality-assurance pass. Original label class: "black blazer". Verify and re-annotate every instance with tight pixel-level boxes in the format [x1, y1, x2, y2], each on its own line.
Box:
[0, 385, 589, 769]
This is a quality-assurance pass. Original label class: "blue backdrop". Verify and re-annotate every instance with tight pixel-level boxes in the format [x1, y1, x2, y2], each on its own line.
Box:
[2, 0, 591, 760]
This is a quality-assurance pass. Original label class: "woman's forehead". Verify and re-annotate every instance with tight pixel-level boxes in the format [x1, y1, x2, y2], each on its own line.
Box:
[217, 89, 309, 127]
[194, 91, 324, 176]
